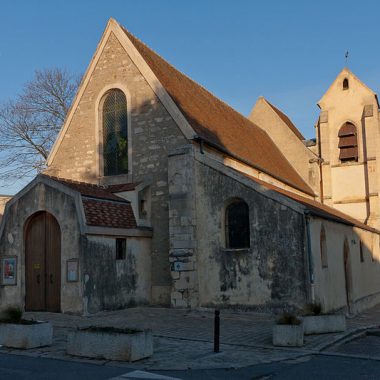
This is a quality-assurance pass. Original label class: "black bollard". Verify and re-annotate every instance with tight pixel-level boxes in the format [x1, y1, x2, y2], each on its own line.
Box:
[214, 309, 220, 353]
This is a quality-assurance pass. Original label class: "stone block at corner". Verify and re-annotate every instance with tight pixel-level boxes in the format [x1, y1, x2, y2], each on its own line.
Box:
[302, 314, 346, 335]
[67, 328, 153, 362]
[0, 321, 53, 349]
[272, 324, 304, 347]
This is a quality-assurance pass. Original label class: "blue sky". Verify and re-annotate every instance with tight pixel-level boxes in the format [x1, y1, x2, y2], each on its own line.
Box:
[1, 0, 380, 193]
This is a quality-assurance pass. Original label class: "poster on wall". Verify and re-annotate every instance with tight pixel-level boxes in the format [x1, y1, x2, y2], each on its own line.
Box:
[2, 257, 17, 285]
[67, 259, 79, 282]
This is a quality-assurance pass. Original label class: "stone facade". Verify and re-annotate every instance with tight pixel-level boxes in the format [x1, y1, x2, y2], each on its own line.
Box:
[46, 31, 188, 305]
[317, 68, 380, 229]
[3, 19, 380, 316]
[194, 154, 307, 310]
[249, 97, 320, 196]
[0, 181, 83, 313]
[0, 177, 151, 314]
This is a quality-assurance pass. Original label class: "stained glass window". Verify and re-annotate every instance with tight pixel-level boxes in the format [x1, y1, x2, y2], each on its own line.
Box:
[103, 89, 128, 176]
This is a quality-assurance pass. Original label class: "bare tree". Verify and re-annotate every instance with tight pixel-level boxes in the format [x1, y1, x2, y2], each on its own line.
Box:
[0, 68, 81, 185]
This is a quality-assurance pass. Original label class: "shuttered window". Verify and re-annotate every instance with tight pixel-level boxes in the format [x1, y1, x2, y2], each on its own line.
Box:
[103, 89, 128, 176]
[338, 122, 358, 162]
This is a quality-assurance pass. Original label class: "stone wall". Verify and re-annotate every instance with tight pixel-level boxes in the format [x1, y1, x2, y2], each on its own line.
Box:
[249, 97, 320, 195]
[81, 235, 151, 314]
[45, 32, 188, 304]
[318, 69, 380, 228]
[311, 217, 380, 314]
[168, 145, 199, 308]
[0, 182, 83, 313]
[170, 148, 309, 311]
[195, 159, 307, 311]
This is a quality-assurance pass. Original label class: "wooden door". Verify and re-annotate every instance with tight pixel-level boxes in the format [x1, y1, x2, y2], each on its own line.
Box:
[25, 212, 61, 312]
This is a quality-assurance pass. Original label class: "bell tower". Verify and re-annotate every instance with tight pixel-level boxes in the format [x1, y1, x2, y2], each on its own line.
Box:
[317, 68, 380, 228]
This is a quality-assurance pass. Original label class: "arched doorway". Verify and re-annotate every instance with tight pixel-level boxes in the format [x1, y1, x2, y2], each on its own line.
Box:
[25, 212, 61, 312]
[343, 239, 352, 313]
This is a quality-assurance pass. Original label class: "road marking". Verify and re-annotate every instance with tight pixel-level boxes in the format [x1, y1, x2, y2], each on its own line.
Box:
[109, 370, 182, 379]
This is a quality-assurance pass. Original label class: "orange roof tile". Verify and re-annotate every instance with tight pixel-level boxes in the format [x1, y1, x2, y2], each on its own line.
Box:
[82, 198, 137, 229]
[43, 175, 137, 229]
[248, 174, 379, 234]
[122, 27, 314, 196]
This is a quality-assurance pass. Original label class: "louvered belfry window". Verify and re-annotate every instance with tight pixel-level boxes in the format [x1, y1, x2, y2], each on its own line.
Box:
[103, 89, 128, 176]
[338, 122, 358, 162]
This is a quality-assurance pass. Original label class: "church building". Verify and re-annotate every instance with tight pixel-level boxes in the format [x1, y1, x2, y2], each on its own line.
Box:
[1, 19, 380, 315]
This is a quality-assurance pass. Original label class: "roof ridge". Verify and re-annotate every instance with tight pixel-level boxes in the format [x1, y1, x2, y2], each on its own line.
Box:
[121, 25, 269, 138]
[119, 23, 314, 196]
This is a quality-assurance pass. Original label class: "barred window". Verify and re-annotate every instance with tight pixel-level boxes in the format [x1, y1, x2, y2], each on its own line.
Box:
[338, 122, 358, 162]
[225, 200, 250, 249]
[103, 89, 128, 176]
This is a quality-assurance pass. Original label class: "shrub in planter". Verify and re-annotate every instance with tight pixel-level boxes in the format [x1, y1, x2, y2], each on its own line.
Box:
[67, 326, 153, 361]
[273, 313, 304, 347]
[0, 306, 53, 349]
[302, 303, 346, 335]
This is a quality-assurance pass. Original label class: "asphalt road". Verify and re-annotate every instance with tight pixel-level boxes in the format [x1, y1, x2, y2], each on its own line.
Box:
[1, 353, 380, 380]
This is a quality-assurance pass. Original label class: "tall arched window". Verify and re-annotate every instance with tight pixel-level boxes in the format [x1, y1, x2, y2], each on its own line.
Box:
[102, 89, 128, 176]
[338, 122, 358, 162]
[225, 200, 250, 249]
[320, 225, 328, 268]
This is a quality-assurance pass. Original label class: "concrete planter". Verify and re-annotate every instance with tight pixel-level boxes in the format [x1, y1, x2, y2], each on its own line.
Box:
[273, 324, 304, 347]
[302, 314, 346, 335]
[0, 321, 53, 349]
[67, 327, 153, 362]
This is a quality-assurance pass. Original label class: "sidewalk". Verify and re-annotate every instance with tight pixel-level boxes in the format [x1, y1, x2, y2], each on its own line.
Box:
[0, 305, 379, 370]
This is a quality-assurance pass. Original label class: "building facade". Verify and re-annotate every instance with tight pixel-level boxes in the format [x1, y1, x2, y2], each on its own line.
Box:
[1, 19, 380, 315]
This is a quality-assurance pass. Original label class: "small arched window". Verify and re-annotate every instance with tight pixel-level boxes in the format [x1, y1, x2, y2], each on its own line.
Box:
[343, 78, 349, 90]
[102, 89, 128, 176]
[225, 200, 250, 249]
[338, 122, 358, 162]
[320, 225, 328, 268]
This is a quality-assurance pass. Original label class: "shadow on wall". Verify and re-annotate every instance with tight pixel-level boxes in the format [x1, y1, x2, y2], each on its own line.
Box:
[314, 220, 380, 315]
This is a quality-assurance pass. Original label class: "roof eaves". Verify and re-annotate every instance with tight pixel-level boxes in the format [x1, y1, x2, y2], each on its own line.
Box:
[81, 195, 130, 204]
[192, 136, 315, 197]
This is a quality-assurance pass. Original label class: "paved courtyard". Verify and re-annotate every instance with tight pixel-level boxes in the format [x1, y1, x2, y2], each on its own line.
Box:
[0, 305, 379, 370]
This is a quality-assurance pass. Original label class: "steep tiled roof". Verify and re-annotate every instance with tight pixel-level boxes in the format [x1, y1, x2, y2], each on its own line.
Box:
[82, 198, 137, 229]
[107, 183, 139, 193]
[43, 175, 137, 229]
[122, 27, 314, 196]
[248, 174, 379, 234]
[264, 99, 305, 140]
[44, 175, 126, 202]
